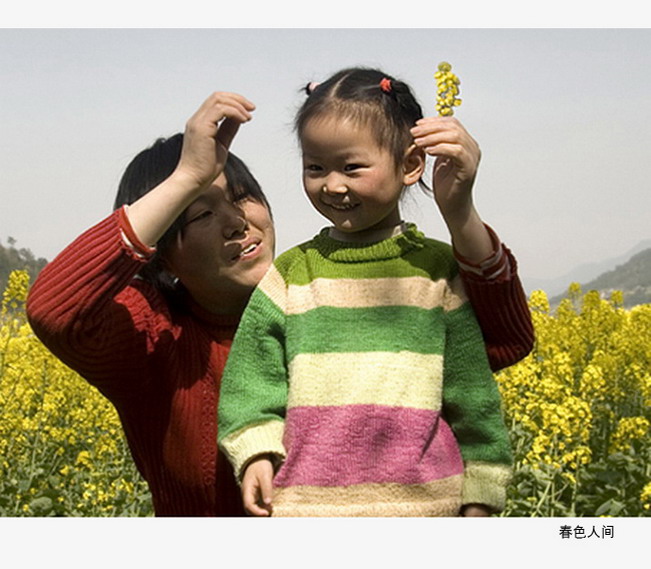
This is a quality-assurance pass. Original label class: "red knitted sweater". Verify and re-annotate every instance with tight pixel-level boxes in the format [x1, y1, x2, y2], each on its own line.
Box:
[25, 209, 532, 516]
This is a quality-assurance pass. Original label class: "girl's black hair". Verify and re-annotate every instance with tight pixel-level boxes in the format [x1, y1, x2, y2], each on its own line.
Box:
[114, 133, 270, 297]
[295, 67, 425, 175]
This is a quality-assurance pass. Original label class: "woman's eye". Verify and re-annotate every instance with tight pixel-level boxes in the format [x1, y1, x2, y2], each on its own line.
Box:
[186, 211, 213, 225]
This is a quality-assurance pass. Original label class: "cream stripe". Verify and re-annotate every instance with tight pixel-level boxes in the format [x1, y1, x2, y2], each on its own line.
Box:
[445, 274, 468, 310]
[282, 276, 466, 315]
[257, 264, 287, 312]
[219, 420, 286, 479]
[287, 351, 443, 410]
[272, 475, 463, 517]
[462, 461, 512, 511]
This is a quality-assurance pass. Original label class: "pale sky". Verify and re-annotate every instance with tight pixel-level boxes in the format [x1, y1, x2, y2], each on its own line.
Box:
[2, 27, 651, 293]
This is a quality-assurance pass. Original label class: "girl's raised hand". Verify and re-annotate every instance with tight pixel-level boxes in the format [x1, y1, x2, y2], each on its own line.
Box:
[410, 116, 494, 262]
[175, 92, 255, 193]
[410, 116, 481, 224]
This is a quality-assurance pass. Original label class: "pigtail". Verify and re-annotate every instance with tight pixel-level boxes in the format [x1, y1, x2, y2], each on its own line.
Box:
[304, 81, 321, 96]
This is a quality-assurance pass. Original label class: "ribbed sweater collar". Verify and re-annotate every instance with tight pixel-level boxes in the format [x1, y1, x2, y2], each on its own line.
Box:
[310, 223, 425, 263]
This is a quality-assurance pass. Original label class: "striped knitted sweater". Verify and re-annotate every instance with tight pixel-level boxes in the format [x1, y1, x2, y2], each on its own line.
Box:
[218, 224, 512, 516]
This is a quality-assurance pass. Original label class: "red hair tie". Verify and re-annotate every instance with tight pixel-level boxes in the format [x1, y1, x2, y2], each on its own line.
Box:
[379, 77, 392, 93]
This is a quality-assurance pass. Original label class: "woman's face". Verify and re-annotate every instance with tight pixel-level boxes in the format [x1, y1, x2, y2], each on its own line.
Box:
[163, 173, 275, 315]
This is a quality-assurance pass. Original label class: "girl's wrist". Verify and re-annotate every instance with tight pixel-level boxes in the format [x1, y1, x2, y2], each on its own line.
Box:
[444, 206, 494, 263]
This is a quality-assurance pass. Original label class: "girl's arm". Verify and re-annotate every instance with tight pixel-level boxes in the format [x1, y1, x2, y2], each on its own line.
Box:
[441, 279, 514, 514]
[411, 117, 534, 371]
[217, 270, 289, 484]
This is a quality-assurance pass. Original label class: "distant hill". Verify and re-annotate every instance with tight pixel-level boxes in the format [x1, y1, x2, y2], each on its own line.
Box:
[550, 246, 651, 308]
[523, 239, 651, 297]
[0, 239, 48, 293]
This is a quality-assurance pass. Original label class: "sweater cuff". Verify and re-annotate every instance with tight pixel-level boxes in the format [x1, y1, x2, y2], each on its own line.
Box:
[117, 205, 157, 259]
[454, 224, 511, 282]
[462, 462, 512, 513]
[219, 420, 286, 481]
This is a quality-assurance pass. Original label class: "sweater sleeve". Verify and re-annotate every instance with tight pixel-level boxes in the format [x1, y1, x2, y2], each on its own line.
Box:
[441, 279, 513, 513]
[455, 229, 534, 372]
[25, 208, 170, 400]
[217, 265, 289, 480]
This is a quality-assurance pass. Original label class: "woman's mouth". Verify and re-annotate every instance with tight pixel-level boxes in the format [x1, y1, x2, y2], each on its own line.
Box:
[233, 241, 261, 261]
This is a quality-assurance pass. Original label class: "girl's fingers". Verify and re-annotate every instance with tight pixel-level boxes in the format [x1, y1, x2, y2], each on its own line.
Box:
[243, 482, 271, 517]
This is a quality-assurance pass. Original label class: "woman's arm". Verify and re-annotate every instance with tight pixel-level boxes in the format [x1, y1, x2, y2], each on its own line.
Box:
[455, 232, 534, 371]
[26, 92, 257, 397]
[26, 208, 165, 397]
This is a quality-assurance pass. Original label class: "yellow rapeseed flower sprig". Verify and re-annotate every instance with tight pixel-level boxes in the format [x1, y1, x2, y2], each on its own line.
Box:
[1, 269, 30, 317]
[435, 61, 462, 116]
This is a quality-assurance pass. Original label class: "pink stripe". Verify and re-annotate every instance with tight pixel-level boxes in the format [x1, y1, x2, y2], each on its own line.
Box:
[274, 405, 463, 488]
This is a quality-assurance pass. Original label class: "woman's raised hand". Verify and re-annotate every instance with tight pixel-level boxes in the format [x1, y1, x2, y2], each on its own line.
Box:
[175, 92, 256, 192]
[124, 92, 255, 248]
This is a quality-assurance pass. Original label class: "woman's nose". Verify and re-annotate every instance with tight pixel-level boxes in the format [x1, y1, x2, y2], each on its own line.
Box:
[221, 205, 248, 238]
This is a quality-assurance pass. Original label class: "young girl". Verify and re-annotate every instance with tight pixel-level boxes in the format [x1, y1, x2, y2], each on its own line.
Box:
[217, 68, 513, 517]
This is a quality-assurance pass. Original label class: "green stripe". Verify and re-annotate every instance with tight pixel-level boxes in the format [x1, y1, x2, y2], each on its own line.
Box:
[442, 302, 513, 465]
[274, 233, 458, 286]
[285, 305, 446, 362]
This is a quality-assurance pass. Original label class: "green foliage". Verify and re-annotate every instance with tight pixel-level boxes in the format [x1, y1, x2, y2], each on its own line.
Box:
[0, 238, 48, 294]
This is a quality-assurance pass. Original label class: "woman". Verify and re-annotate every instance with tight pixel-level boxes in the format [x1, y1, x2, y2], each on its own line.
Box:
[26, 92, 533, 516]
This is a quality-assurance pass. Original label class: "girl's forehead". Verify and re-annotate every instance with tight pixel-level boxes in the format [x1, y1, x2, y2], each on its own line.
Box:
[302, 114, 378, 149]
[303, 111, 369, 133]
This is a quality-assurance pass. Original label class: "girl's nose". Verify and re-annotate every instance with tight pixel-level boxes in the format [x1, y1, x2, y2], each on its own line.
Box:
[322, 182, 348, 195]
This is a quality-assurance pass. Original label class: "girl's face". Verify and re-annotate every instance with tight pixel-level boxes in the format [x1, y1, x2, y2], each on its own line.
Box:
[301, 115, 414, 239]
[163, 174, 275, 315]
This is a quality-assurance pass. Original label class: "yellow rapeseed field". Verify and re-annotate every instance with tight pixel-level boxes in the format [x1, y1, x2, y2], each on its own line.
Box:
[0, 270, 151, 516]
[1, 270, 649, 516]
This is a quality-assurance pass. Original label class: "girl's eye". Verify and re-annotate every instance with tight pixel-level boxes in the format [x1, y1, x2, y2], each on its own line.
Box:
[344, 164, 363, 172]
[304, 163, 322, 172]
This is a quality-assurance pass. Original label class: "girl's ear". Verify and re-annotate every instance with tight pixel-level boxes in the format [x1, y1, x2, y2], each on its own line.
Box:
[402, 144, 426, 186]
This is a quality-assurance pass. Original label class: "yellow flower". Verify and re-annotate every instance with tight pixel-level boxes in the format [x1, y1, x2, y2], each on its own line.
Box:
[609, 417, 650, 454]
[641, 483, 651, 510]
[435, 62, 462, 116]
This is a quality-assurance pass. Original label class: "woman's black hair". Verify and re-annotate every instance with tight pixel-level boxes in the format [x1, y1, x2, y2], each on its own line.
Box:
[295, 67, 425, 179]
[114, 133, 270, 298]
